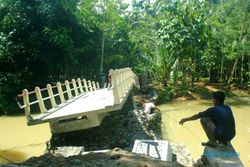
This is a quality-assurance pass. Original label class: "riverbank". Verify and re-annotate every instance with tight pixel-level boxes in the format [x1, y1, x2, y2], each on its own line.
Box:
[154, 81, 250, 103]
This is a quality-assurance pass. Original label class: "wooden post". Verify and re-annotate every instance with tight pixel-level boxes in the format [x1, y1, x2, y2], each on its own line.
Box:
[88, 80, 93, 92]
[35, 87, 47, 113]
[22, 89, 31, 120]
[77, 78, 84, 94]
[47, 84, 57, 108]
[92, 81, 97, 91]
[72, 79, 79, 96]
[57, 82, 65, 103]
[83, 79, 89, 92]
[65, 80, 73, 99]
[96, 82, 100, 90]
[110, 69, 120, 104]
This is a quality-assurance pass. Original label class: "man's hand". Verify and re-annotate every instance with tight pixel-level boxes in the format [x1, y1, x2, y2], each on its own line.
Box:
[155, 107, 160, 112]
[179, 118, 186, 125]
[179, 114, 199, 125]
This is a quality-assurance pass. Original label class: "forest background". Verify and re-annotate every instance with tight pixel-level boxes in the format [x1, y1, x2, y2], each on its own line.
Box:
[0, 0, 249, 114]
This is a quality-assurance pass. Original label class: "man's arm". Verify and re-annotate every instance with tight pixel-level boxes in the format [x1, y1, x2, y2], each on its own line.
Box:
[154, 106, 160, 112]
[179, 114, 200, 125]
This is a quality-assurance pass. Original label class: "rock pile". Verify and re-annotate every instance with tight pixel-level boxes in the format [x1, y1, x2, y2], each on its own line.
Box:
[50, 94, 157, 151]
[170, 143, 195, 166]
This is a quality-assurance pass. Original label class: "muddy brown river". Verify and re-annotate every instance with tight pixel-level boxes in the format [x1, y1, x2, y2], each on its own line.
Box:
[0, 97, 249, 166]
[0, 115, 51, 164]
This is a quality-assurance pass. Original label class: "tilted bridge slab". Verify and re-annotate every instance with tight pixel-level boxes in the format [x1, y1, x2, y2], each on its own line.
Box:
[18, 68, 140, 133]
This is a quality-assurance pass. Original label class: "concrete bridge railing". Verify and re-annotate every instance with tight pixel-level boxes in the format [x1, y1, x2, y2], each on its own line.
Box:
[109, 68, 139, 105]
[17, 67, 140, 131]
[18, 78, 101, 121]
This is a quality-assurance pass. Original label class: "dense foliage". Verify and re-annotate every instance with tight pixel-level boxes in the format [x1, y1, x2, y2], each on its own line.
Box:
[0, 0, 249, 114]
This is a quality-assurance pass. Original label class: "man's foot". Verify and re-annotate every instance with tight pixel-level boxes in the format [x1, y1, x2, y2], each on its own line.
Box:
[201, 141, 217, 148]
[218, 141, 230, 147]
[218, 141, 229, 145]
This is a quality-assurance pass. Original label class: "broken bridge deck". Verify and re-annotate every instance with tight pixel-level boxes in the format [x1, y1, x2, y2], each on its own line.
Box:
[18, 68, 139, 133]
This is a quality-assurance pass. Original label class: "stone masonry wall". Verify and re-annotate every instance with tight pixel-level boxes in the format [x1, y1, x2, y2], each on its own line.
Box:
[50, 93, 160, 151]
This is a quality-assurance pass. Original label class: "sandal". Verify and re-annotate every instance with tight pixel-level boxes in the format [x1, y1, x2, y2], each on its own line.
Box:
[218, 141, 229, 146]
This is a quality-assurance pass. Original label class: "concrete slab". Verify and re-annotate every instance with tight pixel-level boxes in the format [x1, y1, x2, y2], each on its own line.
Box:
[203, 144, 243, 167]
[49, 112, 108, 133]
[132, 140, 172, 161]
[53, 146, 85, 157]
[44, 88, 114, 119]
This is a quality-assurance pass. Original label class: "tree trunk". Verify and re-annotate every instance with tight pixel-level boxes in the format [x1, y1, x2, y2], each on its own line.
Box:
[163, 58, 168, 86]
[227, 1, 245, 86]
[227, 58, 238, 85]
[220, 58, 224, 85]
[100, 32, 105, 77]
[208, 65, 211, 83]
[64, 55, 69, 79]
[191, 58, 195, 87]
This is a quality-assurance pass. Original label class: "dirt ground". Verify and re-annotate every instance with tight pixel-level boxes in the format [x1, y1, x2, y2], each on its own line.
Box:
[1, 148, 183, 167]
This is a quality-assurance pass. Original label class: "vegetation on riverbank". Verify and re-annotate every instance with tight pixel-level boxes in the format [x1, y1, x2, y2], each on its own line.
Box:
[0, 0, 249, 114]
[154, 81, 250, 104]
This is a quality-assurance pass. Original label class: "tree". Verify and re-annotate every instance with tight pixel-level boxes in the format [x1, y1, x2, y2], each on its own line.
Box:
[78, 0, 133, 76]
[0, 0, 93, 114]
[206, 0, 250, 85]
[127, 0, 209, 86]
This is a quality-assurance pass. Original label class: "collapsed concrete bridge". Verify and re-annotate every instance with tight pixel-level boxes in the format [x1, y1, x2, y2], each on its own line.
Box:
[18, 68, 139, 133]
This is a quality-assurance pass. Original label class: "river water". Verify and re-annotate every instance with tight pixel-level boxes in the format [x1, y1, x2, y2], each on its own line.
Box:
[0, 115, 51, 164]
[160, 97, 250, 166]
[0, 97, 249, 166]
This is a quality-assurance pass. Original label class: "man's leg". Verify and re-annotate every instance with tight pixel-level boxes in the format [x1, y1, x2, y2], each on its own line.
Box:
[200, 117, 217, 143]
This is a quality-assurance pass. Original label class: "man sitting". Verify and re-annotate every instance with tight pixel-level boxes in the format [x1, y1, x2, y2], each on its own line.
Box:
[179, 91, 236, 147]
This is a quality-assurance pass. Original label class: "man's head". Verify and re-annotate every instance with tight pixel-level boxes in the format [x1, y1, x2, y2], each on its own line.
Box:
[213, 91, 225, 105]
